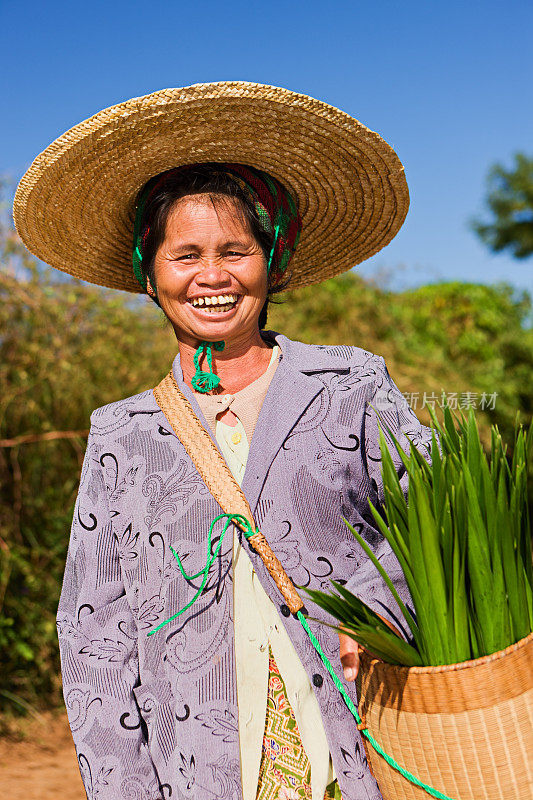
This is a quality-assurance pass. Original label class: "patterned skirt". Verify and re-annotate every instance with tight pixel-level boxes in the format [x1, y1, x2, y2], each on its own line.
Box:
[255, 645, 342, 800]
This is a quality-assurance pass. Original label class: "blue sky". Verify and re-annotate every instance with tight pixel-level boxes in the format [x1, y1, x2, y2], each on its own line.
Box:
[2, 0, 532, 297]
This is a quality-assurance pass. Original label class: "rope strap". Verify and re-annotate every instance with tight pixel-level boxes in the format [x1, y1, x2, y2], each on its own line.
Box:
[148, 365, 457, 799]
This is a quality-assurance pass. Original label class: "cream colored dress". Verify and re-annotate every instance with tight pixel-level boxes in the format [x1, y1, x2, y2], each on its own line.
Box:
[194, 346, 335, 800]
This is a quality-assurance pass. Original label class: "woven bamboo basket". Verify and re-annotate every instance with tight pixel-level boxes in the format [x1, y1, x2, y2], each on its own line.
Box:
[356, 630, 533, 800]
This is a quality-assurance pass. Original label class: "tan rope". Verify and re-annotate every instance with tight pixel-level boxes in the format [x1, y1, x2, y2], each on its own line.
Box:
[153, 372, 304, 614]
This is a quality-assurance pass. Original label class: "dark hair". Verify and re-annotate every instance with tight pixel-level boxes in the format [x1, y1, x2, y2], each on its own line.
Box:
[138, 164, 290, 329]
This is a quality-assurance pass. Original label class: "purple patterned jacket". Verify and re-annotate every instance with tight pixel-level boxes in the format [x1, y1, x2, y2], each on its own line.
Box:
[56, 331, 432, 800]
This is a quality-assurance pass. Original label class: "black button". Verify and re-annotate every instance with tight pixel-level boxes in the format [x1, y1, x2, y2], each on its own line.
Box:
[312, 673, 323, 688]
[280, 604, 290, 617]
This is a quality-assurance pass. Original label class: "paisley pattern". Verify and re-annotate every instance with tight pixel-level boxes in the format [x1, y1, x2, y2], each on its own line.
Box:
[56, 332, 432, 800]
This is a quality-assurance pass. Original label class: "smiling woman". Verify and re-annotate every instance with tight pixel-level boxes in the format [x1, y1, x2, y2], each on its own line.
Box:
[13, 82, 433, 800]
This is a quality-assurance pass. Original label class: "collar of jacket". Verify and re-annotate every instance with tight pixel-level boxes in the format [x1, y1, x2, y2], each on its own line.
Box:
[156, 331, 352, 515]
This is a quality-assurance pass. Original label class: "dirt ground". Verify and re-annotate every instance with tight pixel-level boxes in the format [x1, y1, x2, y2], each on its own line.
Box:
[0, 709, 85, 800]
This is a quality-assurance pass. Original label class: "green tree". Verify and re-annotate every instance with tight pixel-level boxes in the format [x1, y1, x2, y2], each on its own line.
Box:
[472, 152, 533, 259]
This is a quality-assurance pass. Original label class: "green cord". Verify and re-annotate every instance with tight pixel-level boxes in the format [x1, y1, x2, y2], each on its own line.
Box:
[267, 222, 281, 272]
[296, 612, 456, 800]
[147, 513, 253, 636]
[148, 507, 456, 799]
[191, 340, 225, 393]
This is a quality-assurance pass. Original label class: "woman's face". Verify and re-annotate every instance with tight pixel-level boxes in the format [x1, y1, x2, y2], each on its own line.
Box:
[151, 194, 268, 349]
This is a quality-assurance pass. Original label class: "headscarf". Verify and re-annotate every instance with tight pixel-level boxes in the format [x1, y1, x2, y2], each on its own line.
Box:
[132, 162, 302, 291]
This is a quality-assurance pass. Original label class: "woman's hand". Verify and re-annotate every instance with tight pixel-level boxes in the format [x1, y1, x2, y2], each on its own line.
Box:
[338, 628, 360, 681]
[338, 615, 401, 681]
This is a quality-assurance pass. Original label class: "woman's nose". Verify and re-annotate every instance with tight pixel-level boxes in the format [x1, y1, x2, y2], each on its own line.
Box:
[195, 258, 232, 286]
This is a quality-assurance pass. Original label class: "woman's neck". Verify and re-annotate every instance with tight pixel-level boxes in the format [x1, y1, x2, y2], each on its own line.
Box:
[178, 333, 274, 394]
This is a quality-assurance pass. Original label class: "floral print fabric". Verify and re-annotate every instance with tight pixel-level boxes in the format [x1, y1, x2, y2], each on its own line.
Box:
[256, 645, 342, 800]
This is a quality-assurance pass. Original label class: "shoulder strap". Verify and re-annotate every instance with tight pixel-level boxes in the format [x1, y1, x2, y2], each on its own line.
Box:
[153, 376, 443, 797]
[154, 371, 254, 524]
[153, 372, 303, 614]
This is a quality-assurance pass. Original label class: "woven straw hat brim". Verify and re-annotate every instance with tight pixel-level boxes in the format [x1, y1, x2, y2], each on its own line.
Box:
[13, 82, 409, 293]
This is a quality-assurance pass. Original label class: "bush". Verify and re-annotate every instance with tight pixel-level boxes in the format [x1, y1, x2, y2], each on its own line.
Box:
[270, 275, 532, 439]
[0, 245, 176, 721]
[1, 201, 531, 721]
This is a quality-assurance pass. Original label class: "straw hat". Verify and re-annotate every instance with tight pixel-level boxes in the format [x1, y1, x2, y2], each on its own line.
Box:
[13, 81, 409, 293]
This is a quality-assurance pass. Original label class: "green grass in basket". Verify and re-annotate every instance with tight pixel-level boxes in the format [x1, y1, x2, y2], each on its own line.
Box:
[305, 406, 533, 667]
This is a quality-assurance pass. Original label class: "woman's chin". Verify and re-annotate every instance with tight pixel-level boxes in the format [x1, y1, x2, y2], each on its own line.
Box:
[192, 308, 240, 338]
[167, 296, 266, 346]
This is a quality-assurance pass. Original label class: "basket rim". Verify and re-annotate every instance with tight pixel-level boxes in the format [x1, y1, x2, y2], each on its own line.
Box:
[360, 628, 533, 676]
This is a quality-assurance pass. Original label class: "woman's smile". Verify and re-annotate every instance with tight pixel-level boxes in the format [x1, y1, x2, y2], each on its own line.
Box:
[187, 292, 241, 314]
[151, 195, 268, 349]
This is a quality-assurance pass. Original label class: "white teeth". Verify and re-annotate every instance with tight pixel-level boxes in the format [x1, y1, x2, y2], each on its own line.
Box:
[190, 294, 238, 308]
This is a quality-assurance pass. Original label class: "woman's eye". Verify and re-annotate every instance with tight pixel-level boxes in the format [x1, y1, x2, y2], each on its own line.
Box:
[226, 251, 243, 257]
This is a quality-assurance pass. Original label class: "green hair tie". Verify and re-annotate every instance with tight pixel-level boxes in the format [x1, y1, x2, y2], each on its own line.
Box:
[191, 340, 225, 393]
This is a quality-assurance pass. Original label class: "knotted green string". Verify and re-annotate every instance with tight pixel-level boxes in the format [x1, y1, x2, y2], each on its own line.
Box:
[147, 509, 456, 800]
[191, 340, 225, 393]
[147, 513, 253, 636]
